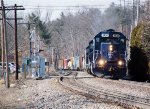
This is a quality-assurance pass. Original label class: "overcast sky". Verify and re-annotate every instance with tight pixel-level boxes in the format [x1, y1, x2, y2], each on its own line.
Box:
[3, 0, 145, 20]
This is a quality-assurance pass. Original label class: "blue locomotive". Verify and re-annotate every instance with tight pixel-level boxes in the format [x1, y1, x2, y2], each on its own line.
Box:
[86, 29, 127, 79]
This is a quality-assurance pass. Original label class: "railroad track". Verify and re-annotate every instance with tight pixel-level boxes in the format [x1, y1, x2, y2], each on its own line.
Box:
[118, 79, 150, 87]
[59, 72, 150, 109]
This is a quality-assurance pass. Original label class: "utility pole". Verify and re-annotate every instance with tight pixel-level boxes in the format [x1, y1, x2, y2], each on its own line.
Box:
[133, 0, 135, 27]
[51, 47, 54, 67]
[120, 0, 122, 7]
[19, 22, 35, 58]
[28, 22, 32, 59]
[1, 0, 10, 88]
[14, 4, 25, 80]
[1, 0, 5, 82]
[135, 0, 140, 26]
[14, 4, 19, 80]
[123, 0, 126, 35]
[0, 1, 25, 81]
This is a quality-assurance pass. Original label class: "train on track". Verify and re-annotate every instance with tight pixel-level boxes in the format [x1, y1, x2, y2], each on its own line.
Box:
[86, 29, 127, 79]
[58, 29, 128, 79]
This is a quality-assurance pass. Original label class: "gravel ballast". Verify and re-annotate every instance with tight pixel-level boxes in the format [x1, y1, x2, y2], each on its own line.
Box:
[0, 76, 125, 109]
[77, 72, 150, 99]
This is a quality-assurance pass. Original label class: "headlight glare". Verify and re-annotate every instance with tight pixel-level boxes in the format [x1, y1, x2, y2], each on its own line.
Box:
[118, 60, 123, 66]
[98, 59, 105, 66]
[109, 45, 113, 52]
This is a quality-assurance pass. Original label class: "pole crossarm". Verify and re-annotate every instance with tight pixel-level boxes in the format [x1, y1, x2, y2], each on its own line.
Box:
[0, 6, 25, 10]
[0, 18, 23, 20]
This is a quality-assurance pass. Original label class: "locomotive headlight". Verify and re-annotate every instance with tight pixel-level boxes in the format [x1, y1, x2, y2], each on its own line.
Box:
[118, 60, 123, 66]
[98, 59, 105, 66]
[109, 45, 113, 52]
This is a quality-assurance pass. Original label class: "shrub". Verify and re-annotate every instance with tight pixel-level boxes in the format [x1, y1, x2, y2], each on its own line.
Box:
[128, 46, 149, 81]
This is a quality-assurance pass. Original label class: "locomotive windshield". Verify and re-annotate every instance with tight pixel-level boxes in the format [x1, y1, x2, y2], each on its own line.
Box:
[100, 37, 126, 53]
[101, 37, 118, 43]
[101, 43, 119, 61]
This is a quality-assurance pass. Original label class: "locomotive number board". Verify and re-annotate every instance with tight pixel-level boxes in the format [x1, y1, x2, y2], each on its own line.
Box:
[101, 33, 120, 38]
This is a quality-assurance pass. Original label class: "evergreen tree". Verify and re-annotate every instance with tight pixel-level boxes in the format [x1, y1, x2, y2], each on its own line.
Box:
[129, 23, 149, 81]
[28, 13, 52, 44]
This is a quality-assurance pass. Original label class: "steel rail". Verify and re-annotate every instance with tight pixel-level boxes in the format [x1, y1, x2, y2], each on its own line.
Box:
[59, 72, 150, 109]
[59, 75, 130, 108]
[75, 77, 150, 109]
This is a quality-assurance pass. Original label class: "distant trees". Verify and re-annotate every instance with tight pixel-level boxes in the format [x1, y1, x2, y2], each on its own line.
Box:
[0, 2, 133, 66]
[103, 3, 132, 36]
[28, 13, 52, 44]
[0, 2, 134, 66]
[48, 3, 133, 59]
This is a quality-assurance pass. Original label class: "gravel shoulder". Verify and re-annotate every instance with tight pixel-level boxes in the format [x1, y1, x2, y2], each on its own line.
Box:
[0, 74, 125, 109]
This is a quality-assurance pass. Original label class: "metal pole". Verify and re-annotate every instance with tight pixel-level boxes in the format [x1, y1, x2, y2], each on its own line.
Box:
[136, 0, 139, 25]
[28, 21, 32, 58]
[124, 0, 126, 35]
[23, 64, 26, 79]
[133, 0, 135, 27]
[52, 47, 54, 67]
[29, 31, 32, 58]
[2, 0, 10, 88]
[18, 22, 34, 58]
[14, 4, 19, 80]
[135, 0, 139, 26]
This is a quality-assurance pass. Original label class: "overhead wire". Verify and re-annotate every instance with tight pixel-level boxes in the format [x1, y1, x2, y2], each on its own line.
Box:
[23, 4, 105, 8]
[24, 8, 107, 10]
[22, 4, 110, 10]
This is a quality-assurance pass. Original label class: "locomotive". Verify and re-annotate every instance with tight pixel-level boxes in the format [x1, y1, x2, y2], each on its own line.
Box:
[85, 29, 127, 79]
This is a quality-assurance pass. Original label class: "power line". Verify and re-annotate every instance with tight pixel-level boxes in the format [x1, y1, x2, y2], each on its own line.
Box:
[24, 8, 107, 10]
[22, 4, 108, 10]
[23, 4, 105, 8]
[22, 3, 136, 10]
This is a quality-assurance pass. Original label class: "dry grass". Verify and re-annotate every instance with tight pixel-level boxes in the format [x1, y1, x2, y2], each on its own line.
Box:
[0, 79, 5, 85]
[0, 73, 23, 86]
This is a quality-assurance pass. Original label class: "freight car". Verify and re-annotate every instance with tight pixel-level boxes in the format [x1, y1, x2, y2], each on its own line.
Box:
[85, 29, 127, 79]
[57, 56, 85, 71]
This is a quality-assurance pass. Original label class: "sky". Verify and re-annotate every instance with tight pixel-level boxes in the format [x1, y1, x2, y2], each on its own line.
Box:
[2, 0, 146, 21]
[4, 0, 120, 6]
